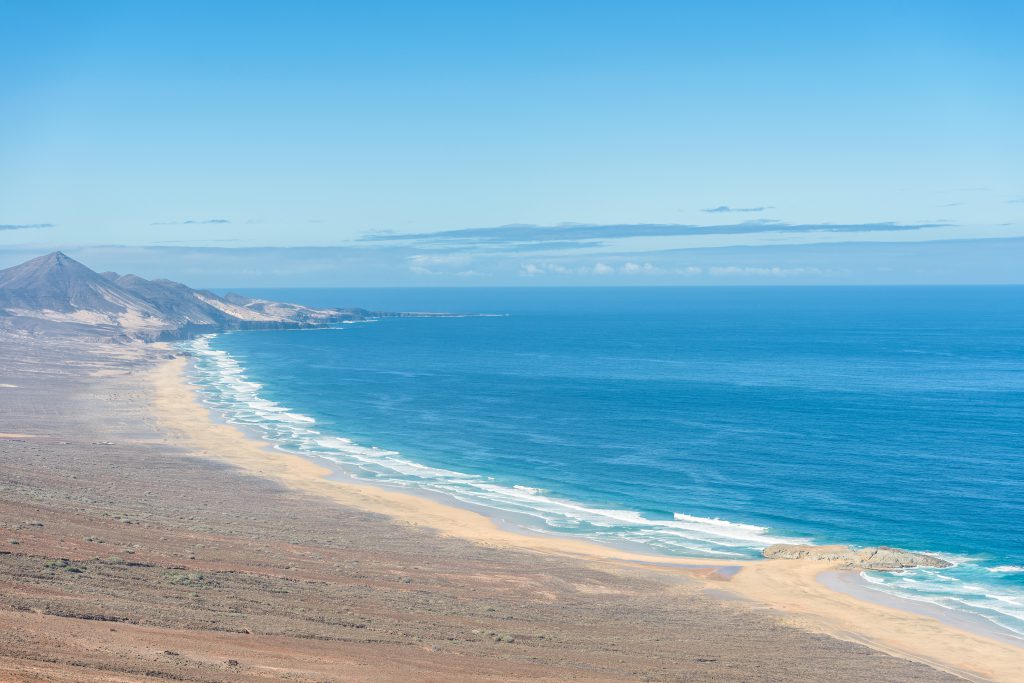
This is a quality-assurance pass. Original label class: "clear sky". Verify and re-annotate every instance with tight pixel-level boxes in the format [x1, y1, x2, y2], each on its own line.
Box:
[1, 0, 1021, 285]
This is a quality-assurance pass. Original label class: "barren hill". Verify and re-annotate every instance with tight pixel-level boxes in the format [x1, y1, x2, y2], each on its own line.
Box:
[0, 252, 369, 341]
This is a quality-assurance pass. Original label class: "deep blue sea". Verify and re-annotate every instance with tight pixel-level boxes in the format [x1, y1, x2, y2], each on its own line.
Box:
[187, 286, 1024, 637]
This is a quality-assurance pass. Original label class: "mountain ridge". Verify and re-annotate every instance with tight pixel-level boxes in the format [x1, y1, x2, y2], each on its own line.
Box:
[0, 252, 371, 341]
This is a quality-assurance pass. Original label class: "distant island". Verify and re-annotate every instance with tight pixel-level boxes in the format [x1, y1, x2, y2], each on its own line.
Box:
[0, 251, 445, 342]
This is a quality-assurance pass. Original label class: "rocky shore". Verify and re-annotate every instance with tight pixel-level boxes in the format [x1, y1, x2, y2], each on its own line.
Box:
[762, 544, 953, 570]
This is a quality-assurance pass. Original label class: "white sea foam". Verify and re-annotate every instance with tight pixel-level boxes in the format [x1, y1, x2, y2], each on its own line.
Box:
[672, 512, 767, 531]
[860, 567, 1024, 637]
[183, 334, 808, 559]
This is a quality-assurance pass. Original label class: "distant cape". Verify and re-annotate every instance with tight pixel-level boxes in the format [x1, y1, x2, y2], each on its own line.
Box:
[0, 251, 371, 341]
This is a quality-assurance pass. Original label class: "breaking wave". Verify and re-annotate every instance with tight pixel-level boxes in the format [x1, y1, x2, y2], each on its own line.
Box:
[183, 335, 802, 559]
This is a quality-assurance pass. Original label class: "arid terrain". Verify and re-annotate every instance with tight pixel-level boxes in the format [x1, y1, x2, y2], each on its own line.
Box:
[0, 333, 967, 682]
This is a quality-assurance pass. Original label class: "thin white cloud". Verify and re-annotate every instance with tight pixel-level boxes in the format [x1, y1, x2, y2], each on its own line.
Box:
[621, 262, 660, 274]
[519, 261, 702, 277]
[0, 223, 53, 231]
[407, 253, 475, 275]
[701, 205, 773, 214]
[151, 218, 231, 225]
[708, 266, 825, 277]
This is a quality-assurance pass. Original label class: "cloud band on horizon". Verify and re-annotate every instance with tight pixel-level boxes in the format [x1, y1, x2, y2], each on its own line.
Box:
[363, 221, 945, 244]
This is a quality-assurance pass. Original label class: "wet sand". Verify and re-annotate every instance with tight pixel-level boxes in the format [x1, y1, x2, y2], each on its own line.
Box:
[0, 334, 1018, 681]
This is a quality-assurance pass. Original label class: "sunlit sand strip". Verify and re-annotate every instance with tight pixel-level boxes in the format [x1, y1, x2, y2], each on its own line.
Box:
[151, 354, 1023, 683]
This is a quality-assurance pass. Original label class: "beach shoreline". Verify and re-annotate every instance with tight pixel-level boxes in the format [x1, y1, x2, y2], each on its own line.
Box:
[157, 350, 1024, 682]
[819, 571, 1024, 649]
[180, 346, 1024, 649]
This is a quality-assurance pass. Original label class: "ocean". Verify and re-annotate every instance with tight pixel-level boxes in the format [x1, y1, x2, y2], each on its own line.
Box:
[184, 286, 1024, 638]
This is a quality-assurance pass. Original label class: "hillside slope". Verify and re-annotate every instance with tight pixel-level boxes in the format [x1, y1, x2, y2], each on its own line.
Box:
[0, 252, 367, 341]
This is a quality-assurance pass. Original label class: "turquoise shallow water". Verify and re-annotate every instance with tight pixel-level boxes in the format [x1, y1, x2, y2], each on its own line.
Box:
[187, 286, 1024, 637]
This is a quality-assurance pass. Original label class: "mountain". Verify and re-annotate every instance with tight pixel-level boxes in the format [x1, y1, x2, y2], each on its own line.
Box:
[114, 274, 263, 327]
[0, 252, 152, 316]
[0, 252, 369, 341]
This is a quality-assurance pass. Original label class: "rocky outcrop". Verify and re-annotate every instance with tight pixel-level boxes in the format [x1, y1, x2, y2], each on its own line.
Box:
[762, 543, 951, 570]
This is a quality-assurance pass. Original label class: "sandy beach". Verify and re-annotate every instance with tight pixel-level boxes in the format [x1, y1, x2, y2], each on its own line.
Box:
[0, 335, 1020, 681]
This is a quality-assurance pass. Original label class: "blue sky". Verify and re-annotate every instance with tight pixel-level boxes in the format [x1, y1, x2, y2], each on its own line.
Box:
[1, 1, 1022, 285]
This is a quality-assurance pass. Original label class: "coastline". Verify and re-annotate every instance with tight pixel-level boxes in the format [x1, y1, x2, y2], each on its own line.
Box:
[155, 351, 1024, 682]
[819, 571, 1024, 649]
[2, 334, 975, 682]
